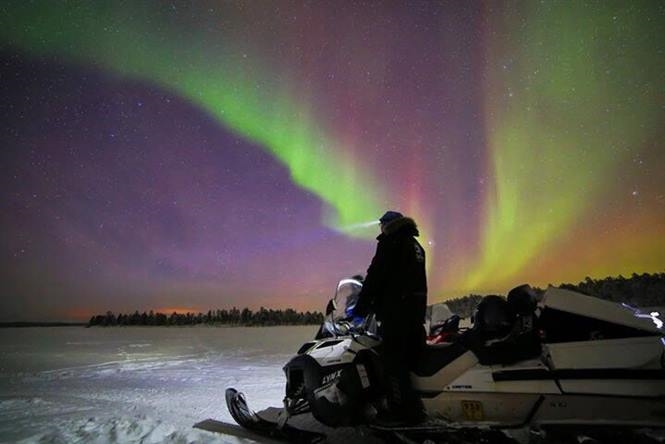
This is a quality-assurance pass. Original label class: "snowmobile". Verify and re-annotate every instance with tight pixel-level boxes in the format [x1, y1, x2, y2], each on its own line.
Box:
[226, 278, 665, 442]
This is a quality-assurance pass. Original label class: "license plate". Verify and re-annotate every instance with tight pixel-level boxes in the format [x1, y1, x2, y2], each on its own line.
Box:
[461, 400, 484, 420]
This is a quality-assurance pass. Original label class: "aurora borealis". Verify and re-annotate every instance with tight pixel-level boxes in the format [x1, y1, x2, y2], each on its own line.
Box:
[1, 2, 663, 321]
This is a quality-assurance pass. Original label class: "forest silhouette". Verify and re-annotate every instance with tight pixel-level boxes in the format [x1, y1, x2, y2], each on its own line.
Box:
[88, 272, 664, 326]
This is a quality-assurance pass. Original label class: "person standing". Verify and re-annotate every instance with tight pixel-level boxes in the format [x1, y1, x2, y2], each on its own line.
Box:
[353, 210, 427, 424]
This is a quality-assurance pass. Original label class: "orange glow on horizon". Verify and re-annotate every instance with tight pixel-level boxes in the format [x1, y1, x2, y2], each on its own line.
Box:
[63, 307, 95, 321]
[153, 306, 203, 315]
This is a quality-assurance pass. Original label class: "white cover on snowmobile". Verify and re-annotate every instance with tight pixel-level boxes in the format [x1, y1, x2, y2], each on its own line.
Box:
[412, 349, 478, 392]
[428, 303, 454, 326]
[426, 302, 456, 334]
[540, 287, 662, 334]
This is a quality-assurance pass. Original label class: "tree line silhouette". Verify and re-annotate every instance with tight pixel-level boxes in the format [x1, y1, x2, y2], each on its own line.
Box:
[88, 307, 324, 327]
[89, 273, 663, 326]
[557, 272, 664, 307]
[442, 272, 664, 318]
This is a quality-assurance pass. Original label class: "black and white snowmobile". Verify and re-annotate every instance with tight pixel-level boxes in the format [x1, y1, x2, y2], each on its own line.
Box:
[226, 278, 665, 442]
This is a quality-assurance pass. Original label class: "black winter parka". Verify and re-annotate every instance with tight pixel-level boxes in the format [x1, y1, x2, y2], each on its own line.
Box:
[354, 217, 427, 327]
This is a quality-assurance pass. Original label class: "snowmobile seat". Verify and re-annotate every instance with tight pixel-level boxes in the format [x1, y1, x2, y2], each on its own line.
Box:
[504, 284, 542, 359]
[461, 291, 542, 365]
[412, 341, 467, 377]
[507, 284, 537, 316]
[474, 295, 515, 339]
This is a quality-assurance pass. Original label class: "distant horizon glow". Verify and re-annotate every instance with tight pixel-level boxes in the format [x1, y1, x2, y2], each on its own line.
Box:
[1, 2, 663, 321]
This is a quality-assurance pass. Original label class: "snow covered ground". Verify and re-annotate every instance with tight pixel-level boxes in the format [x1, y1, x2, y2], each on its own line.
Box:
[0, 326, 316, 443]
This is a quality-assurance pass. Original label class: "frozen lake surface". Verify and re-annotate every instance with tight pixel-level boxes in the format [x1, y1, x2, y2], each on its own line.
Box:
[0, 326, 317, 443]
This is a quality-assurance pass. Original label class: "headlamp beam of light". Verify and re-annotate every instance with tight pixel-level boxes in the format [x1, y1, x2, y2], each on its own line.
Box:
[340, 220, 380, 232]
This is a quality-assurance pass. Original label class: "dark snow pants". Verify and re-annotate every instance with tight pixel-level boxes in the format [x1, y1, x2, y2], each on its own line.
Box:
[379, 322, 425, 419]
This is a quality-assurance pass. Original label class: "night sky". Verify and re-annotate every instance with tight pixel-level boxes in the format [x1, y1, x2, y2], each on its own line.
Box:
[1, 2, 663, 321]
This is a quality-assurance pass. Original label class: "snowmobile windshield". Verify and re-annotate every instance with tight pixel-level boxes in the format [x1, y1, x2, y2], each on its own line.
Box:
[333, 278, 363, 321]
[317, 278, 374, 338]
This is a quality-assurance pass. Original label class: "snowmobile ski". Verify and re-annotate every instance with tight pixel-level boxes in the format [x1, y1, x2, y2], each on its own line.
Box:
[193, 418, 283, 443]
[225, 387, 326, 443]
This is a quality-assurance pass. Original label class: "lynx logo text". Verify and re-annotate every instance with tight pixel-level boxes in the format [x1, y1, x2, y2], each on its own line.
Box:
[322, 370, 342, 385]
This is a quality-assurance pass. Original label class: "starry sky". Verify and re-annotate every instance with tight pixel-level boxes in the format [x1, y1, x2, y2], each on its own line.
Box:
[1, 1, 664, 321]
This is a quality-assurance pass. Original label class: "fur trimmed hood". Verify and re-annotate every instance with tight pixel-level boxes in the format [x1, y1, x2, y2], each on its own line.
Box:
[378, 216, 419, 239]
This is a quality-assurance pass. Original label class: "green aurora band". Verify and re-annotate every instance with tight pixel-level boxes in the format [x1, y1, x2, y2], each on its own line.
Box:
[0, 2, 385, 233]
[2, 2, 663, 298]
[457, 1, 664, 292]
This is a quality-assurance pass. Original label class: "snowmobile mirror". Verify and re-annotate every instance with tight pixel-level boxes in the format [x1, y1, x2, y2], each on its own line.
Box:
[325, 299, 337, 317]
